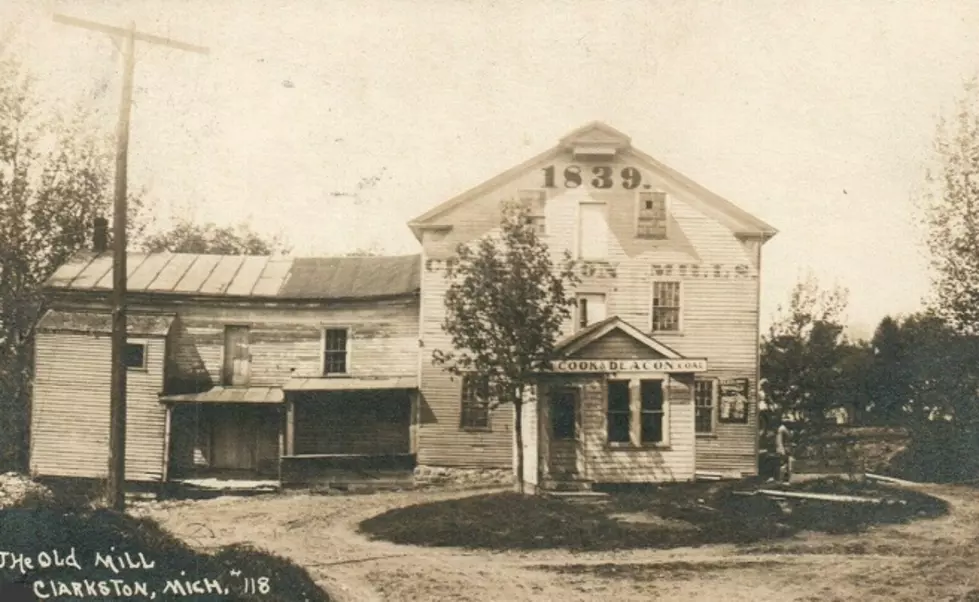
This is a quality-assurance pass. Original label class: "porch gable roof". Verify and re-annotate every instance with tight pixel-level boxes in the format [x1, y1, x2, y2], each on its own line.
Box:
[553, 316, 684, 360]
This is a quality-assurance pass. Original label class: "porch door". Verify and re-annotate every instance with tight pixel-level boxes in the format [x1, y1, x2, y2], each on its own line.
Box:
[211, 406, 280, 474]
[548, 388, 581, 478]
[223, 326, 251, 386]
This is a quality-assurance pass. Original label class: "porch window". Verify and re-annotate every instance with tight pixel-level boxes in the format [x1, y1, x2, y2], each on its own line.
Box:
[640, 380, 665, 444]
[695, 379, 717, 434]
[551, 388, 576, 440]
[607, 380, 631, 443]
[519, 189, 547, 236]
[323, 328, 349, 375]
[636, 191, 668, 239]
[460, 375, 490, 430]
[652, 281, 681, 332]
[123, 342, 147, 370]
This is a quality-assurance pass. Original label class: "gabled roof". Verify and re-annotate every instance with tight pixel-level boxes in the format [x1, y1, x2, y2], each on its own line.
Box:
[407, 121, 778, 240]
[554, 316, 684, 359]
[45, 252, 421, 301]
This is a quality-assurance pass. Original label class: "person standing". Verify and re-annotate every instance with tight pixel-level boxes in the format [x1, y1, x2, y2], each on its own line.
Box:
[775, 419, 793, 484]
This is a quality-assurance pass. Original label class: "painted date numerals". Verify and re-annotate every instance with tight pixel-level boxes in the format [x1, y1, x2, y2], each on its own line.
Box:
[542, 165, 642, 190]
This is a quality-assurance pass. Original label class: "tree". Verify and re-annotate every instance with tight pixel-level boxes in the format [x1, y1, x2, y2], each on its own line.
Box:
[921, 78, 979, 333]
[864, 315, 910, 424]
[140, 219, 289, 255]
[432, 200, 578, 493]
[761, 273, 850, 455]
[0, 53, 147, 470]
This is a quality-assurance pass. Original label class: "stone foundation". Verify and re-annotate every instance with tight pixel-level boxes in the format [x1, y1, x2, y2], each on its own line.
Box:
[413, 465, 513, 488]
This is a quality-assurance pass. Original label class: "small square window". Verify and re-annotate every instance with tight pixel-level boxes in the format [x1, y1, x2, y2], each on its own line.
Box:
[124, 342, 147, 370]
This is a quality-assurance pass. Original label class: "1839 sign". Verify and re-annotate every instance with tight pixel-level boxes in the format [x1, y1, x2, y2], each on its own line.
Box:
[543, 165, 644, 190]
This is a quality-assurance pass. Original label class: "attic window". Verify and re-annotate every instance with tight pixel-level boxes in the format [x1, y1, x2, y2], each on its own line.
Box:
[637, 191, 668, 239]
[519, 190, 547, 236]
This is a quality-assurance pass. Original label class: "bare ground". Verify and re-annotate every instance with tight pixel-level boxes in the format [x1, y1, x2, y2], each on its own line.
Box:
[132, 483, 979, 602]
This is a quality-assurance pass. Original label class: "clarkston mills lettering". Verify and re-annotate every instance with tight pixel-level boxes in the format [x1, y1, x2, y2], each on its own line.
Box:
[550, 359, 708, 373]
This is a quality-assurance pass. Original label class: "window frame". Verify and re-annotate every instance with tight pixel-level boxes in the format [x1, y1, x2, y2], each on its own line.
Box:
[321, 327, 351, 376]
[606, 379, 632, 445]
[650, 280, 683, 333]
[550, 387, 578, 441]
[123, 339, 148, 372]
[575, 201, 609, 260]
[635, 190, 669, 240]
[459, 375, 491, 431]
[575, 292, 607, 331]
[694, 378, 718, 435]
[518, 189, 548, 237]
[639, 379, 667, 445]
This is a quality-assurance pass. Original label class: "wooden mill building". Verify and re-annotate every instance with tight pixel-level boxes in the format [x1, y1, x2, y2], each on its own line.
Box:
[408, 122, 777, 490]
[29, 122, 776, 491]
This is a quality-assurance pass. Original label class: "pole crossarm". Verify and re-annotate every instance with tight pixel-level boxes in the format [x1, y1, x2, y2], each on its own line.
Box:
[53, 12, 208, 511]
[52, 13, 210, 55]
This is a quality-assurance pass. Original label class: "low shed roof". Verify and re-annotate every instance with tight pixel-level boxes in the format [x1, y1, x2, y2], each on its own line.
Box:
[161, 386, 284, 404]
[36, 310, 175, 336]
[45, 252, 421, 300]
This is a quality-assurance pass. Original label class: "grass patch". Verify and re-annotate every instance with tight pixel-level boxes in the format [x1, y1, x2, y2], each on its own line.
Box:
[0, 496, 331, 601]
[358, 478, 949, 551]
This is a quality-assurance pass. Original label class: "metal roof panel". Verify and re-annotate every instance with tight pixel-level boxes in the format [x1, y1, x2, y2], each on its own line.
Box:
[199, 255, 247, 295]
[172, 254, 222, 293]
[224, 255, 270, 296]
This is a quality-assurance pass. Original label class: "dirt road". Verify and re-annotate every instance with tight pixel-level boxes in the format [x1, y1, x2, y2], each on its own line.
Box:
[134, 484, 979, 602]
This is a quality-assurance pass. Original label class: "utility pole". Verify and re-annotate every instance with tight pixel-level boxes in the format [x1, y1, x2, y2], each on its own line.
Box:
[54, 13, 208, 511]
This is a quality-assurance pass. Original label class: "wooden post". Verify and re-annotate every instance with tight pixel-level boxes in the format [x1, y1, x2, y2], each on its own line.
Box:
[53, 13, 209, 511]
[285, 399, 295, 456]
[162, 404, 173, 483]
[106, 22, 135, 511]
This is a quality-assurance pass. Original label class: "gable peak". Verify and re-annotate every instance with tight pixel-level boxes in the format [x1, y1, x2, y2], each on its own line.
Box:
[560, 121, 631, 147]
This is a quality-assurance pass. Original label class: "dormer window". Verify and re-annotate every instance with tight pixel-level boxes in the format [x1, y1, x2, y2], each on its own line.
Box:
[519, 190, 547, 236]
[637, 191, 668, 239]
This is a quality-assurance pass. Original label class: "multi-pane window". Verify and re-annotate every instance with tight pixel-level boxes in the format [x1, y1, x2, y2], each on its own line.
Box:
[519, 189, 547, 236]
[607, 380, 631, 443]
[460, 375, 490, 430]
[640, 380, 665, 444]
[694, 379, 716, 434]
[123, 342, 147, 370]
[551, 388, 577, 440]
[576, 293, 607, 330]
[607, 379, 670, 446]
[323, 328, 349, 375]
[637, 191, 668, 239]
[652, 282, 681, 331]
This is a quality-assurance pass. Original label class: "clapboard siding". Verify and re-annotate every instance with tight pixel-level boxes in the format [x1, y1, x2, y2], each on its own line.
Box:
[418, 145, 762, 475]
[31, 333, 166, 481]
[167, 300, 419, 386]
[579, 374, 696, 483]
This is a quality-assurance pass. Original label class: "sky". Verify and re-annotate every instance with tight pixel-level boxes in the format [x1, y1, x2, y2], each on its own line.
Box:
[4, 0, 979, 338]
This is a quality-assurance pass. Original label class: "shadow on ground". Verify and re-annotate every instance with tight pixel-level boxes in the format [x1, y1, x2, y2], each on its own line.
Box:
[358, 477, 949, 552]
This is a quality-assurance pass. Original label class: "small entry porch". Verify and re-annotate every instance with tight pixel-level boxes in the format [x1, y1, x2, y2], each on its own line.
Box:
[531, 317, 709, 492]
